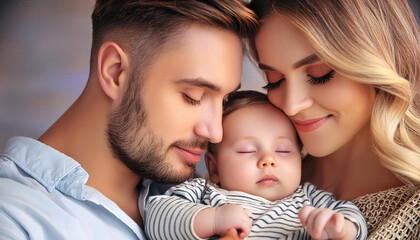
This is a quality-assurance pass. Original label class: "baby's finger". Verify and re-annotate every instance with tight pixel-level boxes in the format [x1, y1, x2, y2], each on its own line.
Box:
[220, 228, 240, 240]
[245, 209, 252, 217]
[304, 208, 334, 239]
[311, 209, 335, 237]
[238, 231, 246, 239]
[238, 212, 252, 237]
[298, 205, 315, 226]
[325, 213, 345, 237]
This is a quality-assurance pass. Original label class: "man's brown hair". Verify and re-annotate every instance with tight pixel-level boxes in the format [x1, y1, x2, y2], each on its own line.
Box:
[90, 0, 258, 79]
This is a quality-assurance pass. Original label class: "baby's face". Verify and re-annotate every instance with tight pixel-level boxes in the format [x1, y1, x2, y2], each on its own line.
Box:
[213, 103, 301, 201]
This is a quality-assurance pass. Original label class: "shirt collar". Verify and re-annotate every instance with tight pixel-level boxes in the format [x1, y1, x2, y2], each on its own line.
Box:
[2, 136, 88, 197]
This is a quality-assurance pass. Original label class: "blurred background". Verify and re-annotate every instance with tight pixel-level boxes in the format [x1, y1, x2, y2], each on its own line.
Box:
[0, 0, 419, 174]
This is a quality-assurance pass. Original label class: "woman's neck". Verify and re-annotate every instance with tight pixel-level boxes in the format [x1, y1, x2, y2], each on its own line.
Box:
[302, 125, 404, 200]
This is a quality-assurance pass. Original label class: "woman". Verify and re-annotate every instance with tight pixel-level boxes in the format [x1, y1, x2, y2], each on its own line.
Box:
[248, 0, 420, 239]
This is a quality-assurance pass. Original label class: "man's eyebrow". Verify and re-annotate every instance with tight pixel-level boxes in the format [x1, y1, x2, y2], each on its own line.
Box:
[175, 78, 221, 91]
[258, 54, 320, 71]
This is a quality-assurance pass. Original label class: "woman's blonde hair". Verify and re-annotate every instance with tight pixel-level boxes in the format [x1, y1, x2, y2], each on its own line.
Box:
[249, 0, 420, 183]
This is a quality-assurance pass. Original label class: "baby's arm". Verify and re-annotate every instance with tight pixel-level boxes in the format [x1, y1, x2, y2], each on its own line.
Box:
[145, 179, 252, 240]
[303, 182, 367, 239]
[299, 206, 357, 240]
[194, 204, 252, 239]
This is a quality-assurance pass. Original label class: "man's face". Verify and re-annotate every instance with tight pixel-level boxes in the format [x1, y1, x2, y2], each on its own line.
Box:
[107, 25, 243, 184]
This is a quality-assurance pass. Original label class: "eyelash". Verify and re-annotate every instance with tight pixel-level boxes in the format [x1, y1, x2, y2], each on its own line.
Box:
[237, 150, 290, 154]
[262, 78, 285, 91]
[237, 151, 255, 154]
[183, 94, 201, 106]
[262, 70, 335, 91]
[276, 150, 290, 153]
[307, 70, 335, 85]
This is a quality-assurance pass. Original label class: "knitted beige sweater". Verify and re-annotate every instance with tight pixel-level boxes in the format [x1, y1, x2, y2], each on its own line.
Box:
[352, 185, 420, 239]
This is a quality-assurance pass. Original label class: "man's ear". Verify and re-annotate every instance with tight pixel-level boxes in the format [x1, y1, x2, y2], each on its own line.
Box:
[205, 152, 220, 184]
[96, 41, 129, 102]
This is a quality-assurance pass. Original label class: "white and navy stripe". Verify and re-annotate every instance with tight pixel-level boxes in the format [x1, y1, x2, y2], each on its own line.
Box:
[145, 178, 367, 239]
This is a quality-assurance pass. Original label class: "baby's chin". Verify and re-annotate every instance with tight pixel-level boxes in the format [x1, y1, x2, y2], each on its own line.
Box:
[254, 185, 297, 202]
[220, 185, 292, 202]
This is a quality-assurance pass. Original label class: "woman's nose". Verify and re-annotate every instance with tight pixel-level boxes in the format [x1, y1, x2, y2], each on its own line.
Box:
[257, 154, 277, 168]
[270, 80, 313, 116]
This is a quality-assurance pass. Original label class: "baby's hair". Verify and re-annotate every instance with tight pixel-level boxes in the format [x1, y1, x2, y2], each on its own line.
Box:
[223, 90, 270, 117]
[208, 90, 301, 155]
[208, 90, 269, 155]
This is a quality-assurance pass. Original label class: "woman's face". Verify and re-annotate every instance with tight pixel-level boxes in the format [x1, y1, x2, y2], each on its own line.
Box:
[254, 14, 376, 157]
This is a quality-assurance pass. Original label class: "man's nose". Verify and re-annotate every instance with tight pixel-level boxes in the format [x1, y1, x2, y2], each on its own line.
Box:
[193, 104, 223, 143]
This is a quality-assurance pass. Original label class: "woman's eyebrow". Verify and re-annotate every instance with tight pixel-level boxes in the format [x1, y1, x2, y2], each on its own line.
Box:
[258, 54, 320, 71]
[258, 63, 276, 71]
[293, 54, 319, 69]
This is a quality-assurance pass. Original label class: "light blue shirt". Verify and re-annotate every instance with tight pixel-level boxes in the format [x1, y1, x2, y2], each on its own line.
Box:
[0, 136, 155, 240]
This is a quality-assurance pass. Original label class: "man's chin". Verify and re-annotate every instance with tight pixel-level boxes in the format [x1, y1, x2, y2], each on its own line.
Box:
[153, 170, 194, 184]
[168, 164, 196, 183]
[150, 159, 196, 184]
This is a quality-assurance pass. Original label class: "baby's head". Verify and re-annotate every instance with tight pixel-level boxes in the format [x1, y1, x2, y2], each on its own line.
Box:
[205, 90, 302, 201]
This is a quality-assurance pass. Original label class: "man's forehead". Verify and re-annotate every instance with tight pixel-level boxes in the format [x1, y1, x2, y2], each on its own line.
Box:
[144, 25, 243, 89]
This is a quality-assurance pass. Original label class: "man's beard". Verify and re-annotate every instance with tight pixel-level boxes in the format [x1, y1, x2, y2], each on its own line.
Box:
[106, 76, 207, 184]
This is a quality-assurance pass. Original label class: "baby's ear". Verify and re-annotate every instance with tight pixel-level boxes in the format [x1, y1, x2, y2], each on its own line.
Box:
[204, 152, 219, 184]
[300, 147, 308, 159]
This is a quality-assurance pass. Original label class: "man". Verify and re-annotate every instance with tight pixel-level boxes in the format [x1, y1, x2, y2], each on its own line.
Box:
[0, 1, 257, 239]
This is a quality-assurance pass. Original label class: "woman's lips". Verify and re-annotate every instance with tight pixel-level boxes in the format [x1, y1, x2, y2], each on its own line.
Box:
[173, 146, 204, 165]
[293, 115, 331, 133]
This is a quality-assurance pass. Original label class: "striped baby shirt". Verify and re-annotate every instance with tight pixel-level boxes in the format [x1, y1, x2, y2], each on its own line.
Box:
[145, 178, 367, 240]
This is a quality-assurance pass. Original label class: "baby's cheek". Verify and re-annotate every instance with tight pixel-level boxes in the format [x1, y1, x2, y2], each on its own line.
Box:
[221, 168, 248, 191]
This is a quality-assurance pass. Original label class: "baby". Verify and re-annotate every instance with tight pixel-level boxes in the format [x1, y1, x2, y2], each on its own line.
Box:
[145, 90, 367, 239]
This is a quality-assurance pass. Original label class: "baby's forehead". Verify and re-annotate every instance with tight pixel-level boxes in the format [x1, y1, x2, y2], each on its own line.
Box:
[223, 102, 297, 135]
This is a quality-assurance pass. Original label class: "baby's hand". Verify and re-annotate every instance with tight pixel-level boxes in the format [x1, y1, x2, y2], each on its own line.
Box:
[298, 206, 357, 240]
[219, 227, 243, 240]
[214, 204, 252, 239]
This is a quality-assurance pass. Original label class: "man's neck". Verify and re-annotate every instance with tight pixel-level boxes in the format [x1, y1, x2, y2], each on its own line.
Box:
[39, 91, 143, 226]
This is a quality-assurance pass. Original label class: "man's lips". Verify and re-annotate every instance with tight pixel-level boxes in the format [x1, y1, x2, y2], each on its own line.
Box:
[293, 115, 331, 133]
[173, 146, 205, 165]
[177, 147, 206, 155]
[257, 175, 279, 186]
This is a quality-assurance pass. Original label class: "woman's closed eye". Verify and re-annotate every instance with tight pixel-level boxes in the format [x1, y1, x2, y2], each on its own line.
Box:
[262, 70, 335, 91]
[307, 69, 335, 85]
[262, 78, 285, 91]
[262, 70, 285, 91]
